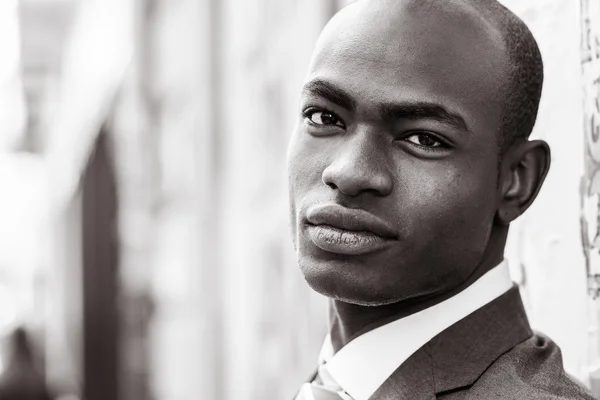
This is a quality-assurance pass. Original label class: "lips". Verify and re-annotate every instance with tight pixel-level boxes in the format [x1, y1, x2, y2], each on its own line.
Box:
[306, 204, 398, 239]
[305, 204, 398, 255]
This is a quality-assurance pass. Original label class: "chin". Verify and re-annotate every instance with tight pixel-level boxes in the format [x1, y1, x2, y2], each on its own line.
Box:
[298, 254, 408, 307]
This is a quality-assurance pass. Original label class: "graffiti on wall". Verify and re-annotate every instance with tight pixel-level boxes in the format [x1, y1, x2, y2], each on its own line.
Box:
[580, 0, 600, 299]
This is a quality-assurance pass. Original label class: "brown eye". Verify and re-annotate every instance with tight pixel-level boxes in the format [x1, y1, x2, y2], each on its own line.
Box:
[307, 110, 344, 127]
[405, 133, 442, 147]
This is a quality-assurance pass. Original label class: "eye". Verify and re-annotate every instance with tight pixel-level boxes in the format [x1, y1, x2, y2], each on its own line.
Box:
[304, 108, 345, 128]
[404, 132, 445, 148]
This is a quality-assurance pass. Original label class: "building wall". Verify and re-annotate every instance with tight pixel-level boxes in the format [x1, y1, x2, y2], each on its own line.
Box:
[579, 0, 600, 393]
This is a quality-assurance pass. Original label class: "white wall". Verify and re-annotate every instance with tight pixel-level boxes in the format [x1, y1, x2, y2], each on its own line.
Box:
[0, 0, 27, 151]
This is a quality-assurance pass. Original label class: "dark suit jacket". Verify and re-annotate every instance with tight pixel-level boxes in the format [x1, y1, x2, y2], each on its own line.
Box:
[303, 286, 596, 399]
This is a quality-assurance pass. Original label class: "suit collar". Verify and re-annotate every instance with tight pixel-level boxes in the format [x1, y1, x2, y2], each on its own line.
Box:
[374, 285, 532, 399]
[431, 285, 532, 392]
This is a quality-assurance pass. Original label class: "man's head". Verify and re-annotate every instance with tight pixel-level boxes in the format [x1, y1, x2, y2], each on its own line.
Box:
[287, 0, 549, 306]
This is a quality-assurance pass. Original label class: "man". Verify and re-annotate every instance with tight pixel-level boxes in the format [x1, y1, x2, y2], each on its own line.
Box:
[287, 0, 596, 399]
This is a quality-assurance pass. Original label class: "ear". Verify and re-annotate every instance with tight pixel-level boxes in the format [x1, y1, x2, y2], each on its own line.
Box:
[496, 139, 551, 225]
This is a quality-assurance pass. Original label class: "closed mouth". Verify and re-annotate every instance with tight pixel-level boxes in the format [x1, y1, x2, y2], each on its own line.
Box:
[305, 203, 398, 240]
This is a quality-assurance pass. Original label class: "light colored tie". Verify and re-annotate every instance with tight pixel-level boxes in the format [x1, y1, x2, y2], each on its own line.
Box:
[295, 365, 354, 400]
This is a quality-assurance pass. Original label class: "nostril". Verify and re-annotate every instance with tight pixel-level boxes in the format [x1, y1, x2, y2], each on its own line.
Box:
[324, 181, 337, 190]
[322, 175, 338, 190]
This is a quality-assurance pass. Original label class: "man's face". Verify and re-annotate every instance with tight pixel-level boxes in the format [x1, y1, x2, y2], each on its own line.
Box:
[288, 0, 510, 306]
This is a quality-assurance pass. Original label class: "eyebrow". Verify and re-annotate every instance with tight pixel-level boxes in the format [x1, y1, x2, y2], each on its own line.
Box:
[379, 102, 470, 133]
[302, 79, 357, 111]
[302, 79, 471, 133]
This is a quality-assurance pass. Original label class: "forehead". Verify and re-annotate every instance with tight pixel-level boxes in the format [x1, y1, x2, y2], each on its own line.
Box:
[306, 0, 509, 135]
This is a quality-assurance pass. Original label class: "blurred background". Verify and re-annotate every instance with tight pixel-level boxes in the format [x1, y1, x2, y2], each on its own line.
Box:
[0, 0, 599, 399]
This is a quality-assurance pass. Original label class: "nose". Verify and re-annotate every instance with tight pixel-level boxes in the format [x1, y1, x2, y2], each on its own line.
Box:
[322, 134, 393, 197]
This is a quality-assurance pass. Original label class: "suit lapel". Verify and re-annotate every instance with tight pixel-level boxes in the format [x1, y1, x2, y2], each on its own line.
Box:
[370, 341, 436, 400]
[431, 285, 532, 393]
[372, 285, 532, 399]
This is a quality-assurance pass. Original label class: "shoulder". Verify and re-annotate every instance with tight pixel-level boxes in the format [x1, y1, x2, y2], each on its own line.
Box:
[440, 333, 596, 400]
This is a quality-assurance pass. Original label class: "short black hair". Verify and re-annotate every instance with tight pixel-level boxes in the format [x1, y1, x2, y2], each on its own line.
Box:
[472, 0, 544, 152]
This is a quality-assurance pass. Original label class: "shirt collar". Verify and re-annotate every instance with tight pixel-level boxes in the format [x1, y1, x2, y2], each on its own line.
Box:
[318, 259, 513, 400]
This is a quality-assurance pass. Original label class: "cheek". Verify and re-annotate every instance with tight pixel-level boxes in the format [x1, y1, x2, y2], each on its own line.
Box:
[399, 161, 498, 250]
[287, 130, 327, 230]
[383, 164, 497, 295]
[287, 130, 328, 199]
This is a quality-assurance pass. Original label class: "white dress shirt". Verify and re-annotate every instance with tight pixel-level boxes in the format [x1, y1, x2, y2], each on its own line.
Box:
[315, 260, 513, 400]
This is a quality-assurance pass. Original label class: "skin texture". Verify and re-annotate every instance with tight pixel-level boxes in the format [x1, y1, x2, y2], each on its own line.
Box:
[287, 0, 550, 352]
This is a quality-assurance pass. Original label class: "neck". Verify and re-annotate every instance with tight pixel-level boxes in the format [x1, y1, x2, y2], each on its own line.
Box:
[329, 228, 508, 353]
